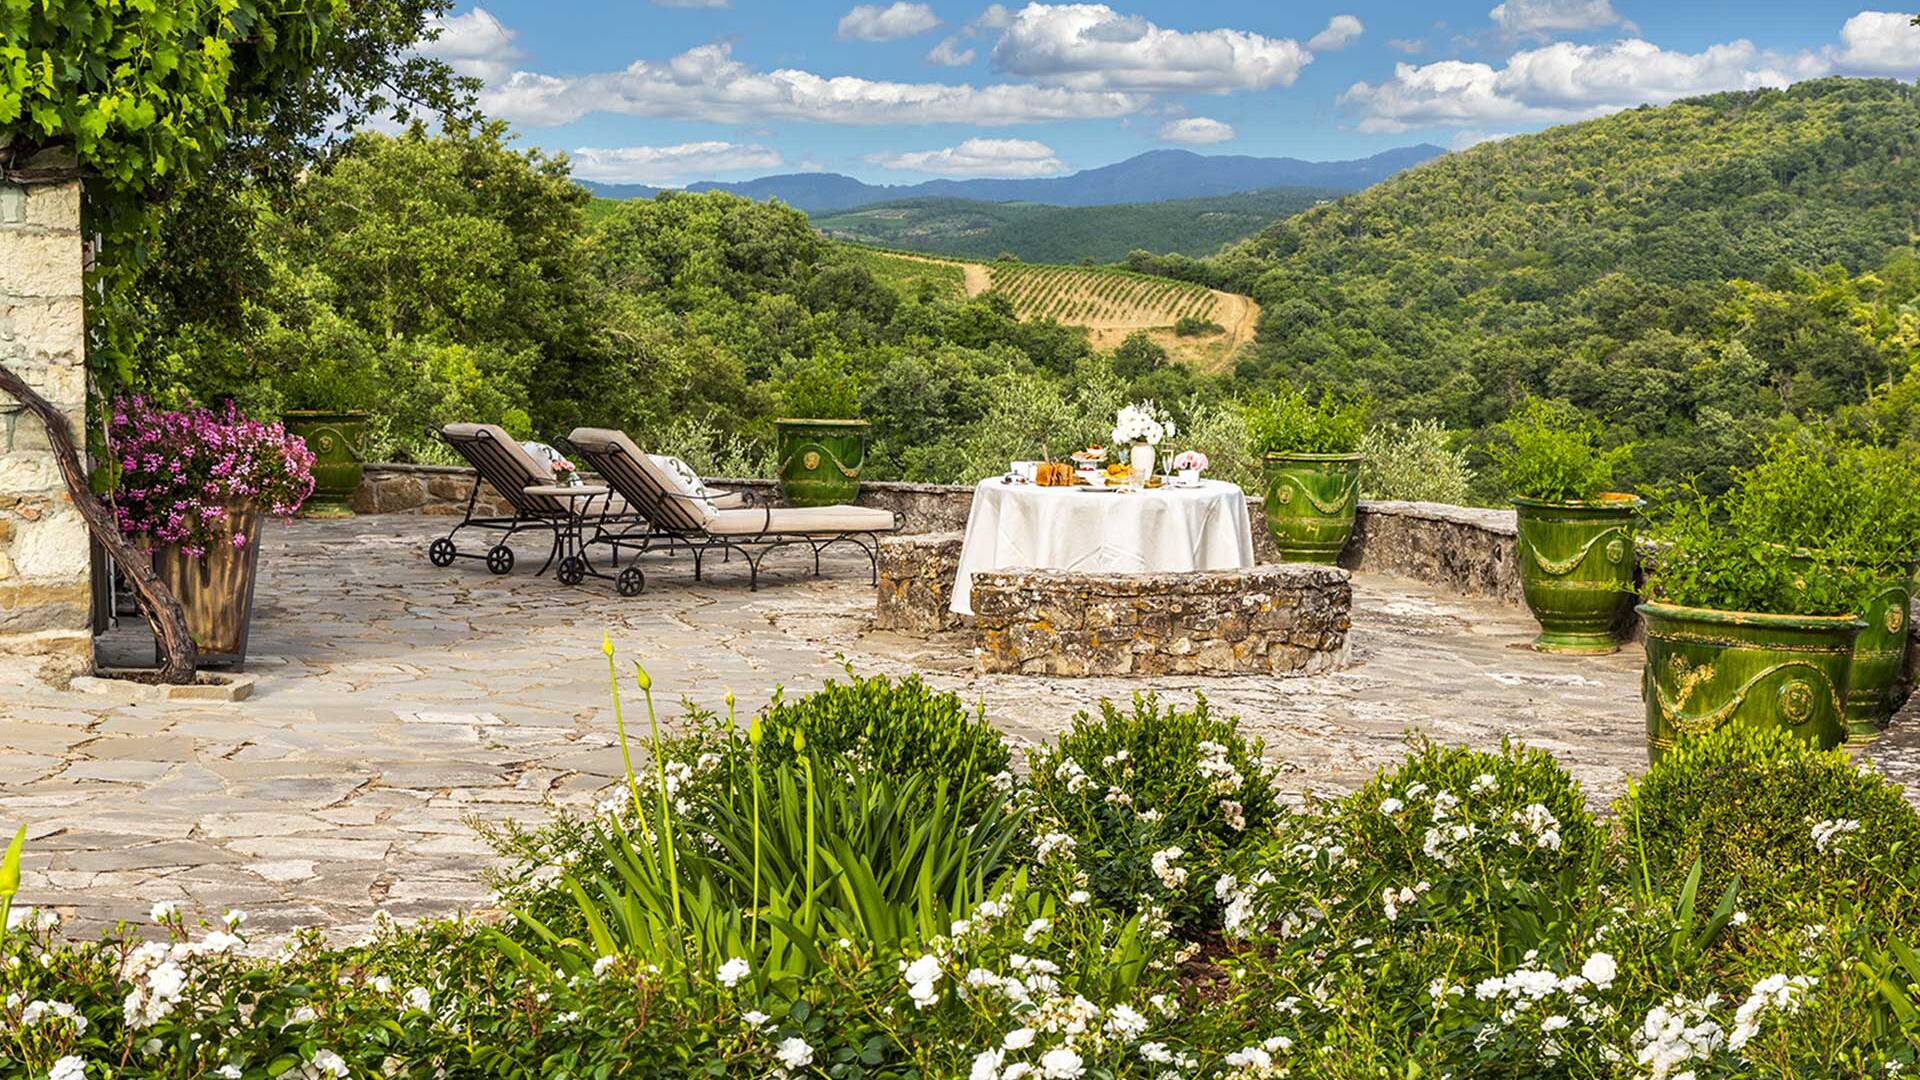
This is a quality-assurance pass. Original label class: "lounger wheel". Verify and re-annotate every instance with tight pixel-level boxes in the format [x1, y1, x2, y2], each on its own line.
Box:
[617, 565, 646, 597]
[427, 538, 456, 567]
[556, 555, 586, 587]
[485, 544, 515, 575]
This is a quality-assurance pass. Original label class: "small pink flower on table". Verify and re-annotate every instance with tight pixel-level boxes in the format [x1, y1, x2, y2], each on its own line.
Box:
[1171, 450, 1209, 485]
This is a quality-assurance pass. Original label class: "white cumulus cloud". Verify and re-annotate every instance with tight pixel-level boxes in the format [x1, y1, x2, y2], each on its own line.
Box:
[927, 37, 977, 66]
[569, 142, 782, 184]
[989, 3, 1313, 92]
[866, 137, 1067, 176]
[838, 2, 941, 42]
[1342, 37, 1831, 133]
[479, 42, 1146, 127]
[422, 7, 522, 82]
[1158, 116, 1236, 144]
[1488, 0, 1626, 35]
[1308, 15, 1365, 52]
[1830, 10, 1920, 76]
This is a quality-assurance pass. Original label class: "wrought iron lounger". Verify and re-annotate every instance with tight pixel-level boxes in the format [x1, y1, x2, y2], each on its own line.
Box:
[566, 426, 900, 594]
[427, 423, 623, 584]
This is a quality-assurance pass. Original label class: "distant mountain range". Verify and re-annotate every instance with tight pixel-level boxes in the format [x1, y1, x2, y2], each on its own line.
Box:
[576, 146, 1446, 213]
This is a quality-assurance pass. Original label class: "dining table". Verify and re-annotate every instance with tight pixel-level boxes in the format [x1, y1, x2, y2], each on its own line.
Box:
[948, 476, 1257, 616]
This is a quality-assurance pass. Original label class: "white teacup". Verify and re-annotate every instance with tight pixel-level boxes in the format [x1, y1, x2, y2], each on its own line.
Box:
[1179, 467, 1201, 487]
[1082, 470, 1107, 488]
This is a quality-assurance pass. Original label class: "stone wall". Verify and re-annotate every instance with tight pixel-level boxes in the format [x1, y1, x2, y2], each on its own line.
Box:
[1339, 500, 1520, 603]
[353, 464, 517, 517]
[972, 564, 1351, 677]
[875, 533, 965, 634]
[350, 466, 1523, 601]
[0, 180, 90, 680]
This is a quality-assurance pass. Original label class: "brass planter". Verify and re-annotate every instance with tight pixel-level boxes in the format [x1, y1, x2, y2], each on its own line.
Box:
[1261, 452, 1362, 564]
[1639, 601, 1862, 763]
[152, 502, 263, 669]
[1513, 495, 1641, 654]
[283, 410, 367, 518]
[775, 418, 868, 508]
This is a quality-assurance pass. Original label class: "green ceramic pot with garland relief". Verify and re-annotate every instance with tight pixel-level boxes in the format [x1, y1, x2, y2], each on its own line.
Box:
[1639, 602, 1863, 764]
[775, 418, 868, 507]
[1842, 561, 1917, 739]
[1513, 494, 1642, 654]
[1261, 452, 1362, 564]
[282, 410, 367, 518]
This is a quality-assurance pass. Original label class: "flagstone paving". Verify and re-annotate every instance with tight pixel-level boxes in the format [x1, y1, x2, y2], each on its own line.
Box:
[1, 515, 1911, 940]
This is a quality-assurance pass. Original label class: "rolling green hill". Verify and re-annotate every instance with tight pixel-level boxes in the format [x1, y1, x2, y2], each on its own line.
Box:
[810, 188, 1339, 263]
[1160, 77, 1920, 491]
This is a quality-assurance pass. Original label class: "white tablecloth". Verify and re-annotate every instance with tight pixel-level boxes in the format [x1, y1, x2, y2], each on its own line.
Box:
[950, 478, 1256, 615]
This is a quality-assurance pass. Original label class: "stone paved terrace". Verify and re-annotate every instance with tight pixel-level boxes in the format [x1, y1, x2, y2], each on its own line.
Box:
[3, 514, 1915, 941]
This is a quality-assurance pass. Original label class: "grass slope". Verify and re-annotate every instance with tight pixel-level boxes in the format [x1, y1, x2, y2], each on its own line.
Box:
[814, 188, 1339, 263]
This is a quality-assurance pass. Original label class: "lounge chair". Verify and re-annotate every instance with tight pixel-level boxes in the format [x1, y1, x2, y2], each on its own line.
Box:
[428, 423, 620, 583]
[566, 426, 900, 593]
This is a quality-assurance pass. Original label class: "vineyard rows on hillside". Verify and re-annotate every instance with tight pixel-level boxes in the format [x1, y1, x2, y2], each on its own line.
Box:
[985, 263, 1219, 327]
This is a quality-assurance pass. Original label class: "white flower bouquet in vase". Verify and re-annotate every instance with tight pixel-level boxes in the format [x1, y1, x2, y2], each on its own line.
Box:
[1111, 401, 1175, 487]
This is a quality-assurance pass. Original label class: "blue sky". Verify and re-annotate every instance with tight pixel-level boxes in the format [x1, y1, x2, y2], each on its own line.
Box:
[420, 1, 1920, 185]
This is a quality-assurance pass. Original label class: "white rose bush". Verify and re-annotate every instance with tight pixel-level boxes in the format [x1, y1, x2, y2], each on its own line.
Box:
[8, 673, 1920, 1077]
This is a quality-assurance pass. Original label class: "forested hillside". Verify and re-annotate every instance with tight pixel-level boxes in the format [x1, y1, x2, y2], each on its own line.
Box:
[1138, 78, 1920, 488]
[810, 189, 1336, 263]
[121, 126, 1217, 485]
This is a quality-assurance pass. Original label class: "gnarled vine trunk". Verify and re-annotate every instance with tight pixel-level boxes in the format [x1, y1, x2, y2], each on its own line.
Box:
[0, 362, 197, 683]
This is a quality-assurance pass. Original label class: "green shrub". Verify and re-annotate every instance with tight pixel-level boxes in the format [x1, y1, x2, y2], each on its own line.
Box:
[1359, 419, 1476, 504]
[1642, 432, 1900, 615]
[1244, 386, 1369, 456]
[755, 671, 1010, 786]
[1025, 694, 1279, 933]
[1173, 314, 1222, 337]
[1488, 397, 1632, 503]
[777, 353, 861, 419]
[1621, 724, 1920, 930]
[1334, 738, 1602, 943]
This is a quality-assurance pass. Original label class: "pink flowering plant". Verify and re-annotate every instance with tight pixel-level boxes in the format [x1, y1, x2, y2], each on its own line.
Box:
[108, 397, 316, 558]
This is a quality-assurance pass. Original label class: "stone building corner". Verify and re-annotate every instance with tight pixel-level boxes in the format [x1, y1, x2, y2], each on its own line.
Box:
[0, 178, 93, 682]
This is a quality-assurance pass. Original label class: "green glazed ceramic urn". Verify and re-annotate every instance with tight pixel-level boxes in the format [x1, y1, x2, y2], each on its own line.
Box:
[1842, 562, 1917, 739]
[775, 418, 868, 508]
[1261, 452, 1362, 564]
[282, 410, 367, 518]
[1639, 602, 1863, 763]
[1513, 494, 1642, 654]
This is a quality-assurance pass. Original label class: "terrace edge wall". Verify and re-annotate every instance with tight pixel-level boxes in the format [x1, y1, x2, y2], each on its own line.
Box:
[0, 180, 92, 681]
[353, 465, 1522, 601]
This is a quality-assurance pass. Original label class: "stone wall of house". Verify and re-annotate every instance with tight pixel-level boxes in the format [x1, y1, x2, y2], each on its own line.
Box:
[0, 180, 91, 681]
[971, 564, 1352, 677]
[875, 532, 965, 635]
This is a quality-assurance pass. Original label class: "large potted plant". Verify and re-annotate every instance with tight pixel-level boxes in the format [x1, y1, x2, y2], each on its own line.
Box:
[1638, 439, 1885, 761]
[109, 398, 316, 667]
[280, 353, 375, 518]
[1490, 398, 1639, 654]
[1716, 435, 1920, 738]
[1246, 388, 1368, 563]
[775, 355, 867, 507]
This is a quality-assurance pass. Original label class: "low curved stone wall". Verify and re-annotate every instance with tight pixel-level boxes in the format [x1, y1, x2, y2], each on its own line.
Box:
[971, 564, 1352, 678]
[353, 465, 1520, 603]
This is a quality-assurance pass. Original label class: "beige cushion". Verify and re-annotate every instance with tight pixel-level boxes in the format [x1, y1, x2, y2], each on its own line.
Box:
[441, 423, 569, 515]
[706, 505, 897, 536]
[568, 427, 715, 530]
